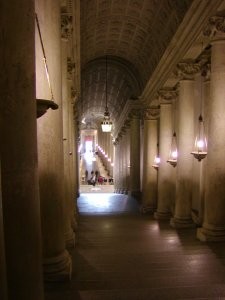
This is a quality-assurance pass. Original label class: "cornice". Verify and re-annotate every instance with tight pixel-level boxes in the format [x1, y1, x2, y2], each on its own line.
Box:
[140, 0, 224, 105]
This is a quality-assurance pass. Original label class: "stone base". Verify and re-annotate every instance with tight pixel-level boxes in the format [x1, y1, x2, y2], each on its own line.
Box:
[197, 226, 225, 242]
[43, 250, 72, 282]
[154, 211, 171, 220]
[140, 205, 154, 214]
[170, 217, 196, 229]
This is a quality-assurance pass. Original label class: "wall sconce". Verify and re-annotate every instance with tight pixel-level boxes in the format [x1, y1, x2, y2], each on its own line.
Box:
[152, 156, 160, 170]
[167, 132, 178, 167]
[191, 114, 207, 161]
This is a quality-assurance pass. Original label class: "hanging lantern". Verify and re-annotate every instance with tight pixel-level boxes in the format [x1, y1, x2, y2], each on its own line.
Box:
[167, 132, 178, 167]
[101, 56, 113, 132]
[191, 114, 207, 161]
[152, 155, 160, 170]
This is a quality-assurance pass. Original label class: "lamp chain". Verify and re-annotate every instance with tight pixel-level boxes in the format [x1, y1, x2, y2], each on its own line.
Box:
[105, 55, 108, 109]
[35, 13, 54, 101]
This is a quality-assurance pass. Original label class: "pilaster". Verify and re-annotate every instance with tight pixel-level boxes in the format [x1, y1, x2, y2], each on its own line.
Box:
[197, 17, 225, 241]
[170, 61, 199, 228]
[141, 107, 159, 213]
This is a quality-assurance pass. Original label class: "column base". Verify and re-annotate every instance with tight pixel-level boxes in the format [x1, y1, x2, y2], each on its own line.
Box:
[170, 217, 196, 228]
[154, 211, 171, 220]
[140, 205, 155, 214]
[43, 250, 72, 282]
[197, 224, 225, 242]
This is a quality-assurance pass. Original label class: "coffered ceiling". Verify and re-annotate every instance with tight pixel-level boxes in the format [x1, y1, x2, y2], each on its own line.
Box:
[80, 0, 193, 128]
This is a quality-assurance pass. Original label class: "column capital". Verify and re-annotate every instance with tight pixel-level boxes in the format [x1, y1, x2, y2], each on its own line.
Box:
[203, 16, 225, 39]
[61, 14, 73, 41]
[143, 107, 159, 120]
[174, 60, 200, 80]
[158, 88, 178, 104]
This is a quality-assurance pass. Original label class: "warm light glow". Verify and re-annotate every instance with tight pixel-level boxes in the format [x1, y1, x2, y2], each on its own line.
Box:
[101, 121, 112, 132]
[108, 158, 111, 162]
[154, 156, 160, 164]
[111, 162, 114, 166]
[171, 150, 178, 159]
[196, 139, 205, 150]
[191, 114, 207, 161]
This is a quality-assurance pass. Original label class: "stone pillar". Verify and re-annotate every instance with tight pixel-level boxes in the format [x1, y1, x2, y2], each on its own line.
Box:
[114, 139, 120, 192]
[141, 108, 159, 213]
[129, 111, 141, 199]
[61, 15, 75, 249]
[0, 1, 44, 298]
[155, 90, 177, 219]
[0, 161, 8, 300]
[36, 2, 71, 281]
[170, 61, 199, 228]
[197, 17, 225, 241]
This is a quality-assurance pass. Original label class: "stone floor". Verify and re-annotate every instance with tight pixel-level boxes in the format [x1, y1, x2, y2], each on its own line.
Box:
[45, 193, 225, 300]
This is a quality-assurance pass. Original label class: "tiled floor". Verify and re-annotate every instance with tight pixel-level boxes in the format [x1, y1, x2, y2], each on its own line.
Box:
[45, 193, 225, 300]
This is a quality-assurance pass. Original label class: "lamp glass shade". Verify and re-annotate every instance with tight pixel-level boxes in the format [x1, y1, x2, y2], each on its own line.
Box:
[191, 115, 207, 161]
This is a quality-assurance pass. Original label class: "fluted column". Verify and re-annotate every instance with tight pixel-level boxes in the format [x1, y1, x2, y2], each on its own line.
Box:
[170, 62, 199, 228]
[36, 2, 71, 281]
[61, 14, 75, 249]
[155, 90, 177, 219]
[0, 1, 44, 298]
[141, 108, 159, 213]
[197, 17, 225, 241]
[129, 111, 141, 199]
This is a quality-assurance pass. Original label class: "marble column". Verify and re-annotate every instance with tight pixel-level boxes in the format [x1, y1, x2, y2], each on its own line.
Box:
[129, 111, 141, 199]
[0, 1, 44, 298]
[197, 18, 225, 241]
[36, 1, 71, 281]
[155, 91, 176, 219]
[141, 108, 159, 213]
[61, 19, 75, 248]
[170, 62, 199, 228]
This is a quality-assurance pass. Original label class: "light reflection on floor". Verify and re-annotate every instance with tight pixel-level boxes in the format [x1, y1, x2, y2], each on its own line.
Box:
[78, 193, 140, 215]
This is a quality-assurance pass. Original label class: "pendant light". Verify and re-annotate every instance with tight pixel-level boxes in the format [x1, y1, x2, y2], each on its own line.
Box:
[152, 143, 160, 170]
[167, 132, 178, 167]
[167, 99, 178, 167]
[101, 56, 112, 132]
[191, 72, 207, 161]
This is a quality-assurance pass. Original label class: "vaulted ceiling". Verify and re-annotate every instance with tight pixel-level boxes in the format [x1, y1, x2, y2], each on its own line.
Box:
[80, 0, 193, 129]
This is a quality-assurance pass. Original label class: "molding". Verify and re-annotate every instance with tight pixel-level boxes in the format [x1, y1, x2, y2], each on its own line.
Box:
[140, 0, 224, 105]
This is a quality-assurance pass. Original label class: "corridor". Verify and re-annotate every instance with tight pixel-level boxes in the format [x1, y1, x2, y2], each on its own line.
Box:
[45, 193, 225, 300]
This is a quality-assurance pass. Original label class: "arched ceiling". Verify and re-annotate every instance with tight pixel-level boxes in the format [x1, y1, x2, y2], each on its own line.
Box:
[80, 0, 193, 129]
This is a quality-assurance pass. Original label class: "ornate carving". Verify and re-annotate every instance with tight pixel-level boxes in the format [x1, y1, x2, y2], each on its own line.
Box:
[67, 57, 75, 80]
[143, 107, 159, 120]
[204, 16, 225, 38]
[61, 14, 73, 40]
[158, 88, 177, 103]
[129, 108, 141, 119]
[174, 61, 200, 80]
